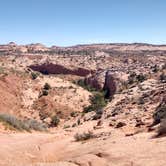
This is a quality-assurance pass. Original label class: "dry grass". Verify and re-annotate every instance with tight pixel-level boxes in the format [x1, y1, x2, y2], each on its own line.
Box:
[0, 113, 47, 131]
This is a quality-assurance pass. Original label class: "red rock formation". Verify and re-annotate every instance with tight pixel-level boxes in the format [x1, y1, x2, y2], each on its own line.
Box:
[29, 63, 93, 77]
[85, 70, 117, 98]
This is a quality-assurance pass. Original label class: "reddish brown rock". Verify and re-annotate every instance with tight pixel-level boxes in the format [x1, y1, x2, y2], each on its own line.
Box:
[85, 70, 117, 98]
[29, 63, 93, 76]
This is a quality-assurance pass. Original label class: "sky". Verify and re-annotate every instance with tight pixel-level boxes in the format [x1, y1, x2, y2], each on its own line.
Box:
[0, 0, 166, 46]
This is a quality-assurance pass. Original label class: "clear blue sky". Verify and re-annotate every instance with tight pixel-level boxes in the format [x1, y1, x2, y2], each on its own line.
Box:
[0, 0, 166, 46]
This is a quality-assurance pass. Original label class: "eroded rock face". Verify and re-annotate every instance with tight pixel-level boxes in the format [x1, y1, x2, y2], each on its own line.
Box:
[29, 63, 93, 76]
[85, 70, 117, 98]
[85, 70, 106, 90]
[104, 70, 116, 98]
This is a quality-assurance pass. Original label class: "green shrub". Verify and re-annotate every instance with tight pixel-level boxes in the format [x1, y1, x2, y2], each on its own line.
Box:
[44, 83, 51, 90]
[31, 72, 38, 80]
[74, 79, 107, 113]
[84, 92, 107, 113]
[73, 79, 96, 92]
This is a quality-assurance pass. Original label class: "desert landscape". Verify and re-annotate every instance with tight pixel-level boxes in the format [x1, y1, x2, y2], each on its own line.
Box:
[0, 42, 165, 166]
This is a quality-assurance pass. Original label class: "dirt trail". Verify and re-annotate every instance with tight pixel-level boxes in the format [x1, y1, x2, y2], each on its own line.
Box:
[0, 129, 166, 166]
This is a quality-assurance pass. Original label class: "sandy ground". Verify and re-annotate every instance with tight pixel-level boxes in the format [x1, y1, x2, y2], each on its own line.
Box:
[0, 127, 166, 166]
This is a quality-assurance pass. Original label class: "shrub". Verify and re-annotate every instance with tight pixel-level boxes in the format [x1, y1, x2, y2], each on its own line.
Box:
[0, 114, 47, 131]
[136, 74, 146, 82]
[31, 72, 38, 80]
[128, 72, 146, 84]
[50, 115, 60, 127]
[74, 131, 94, 141]
[84, 92, 107, 113]
[0, 114, 29, 131]
[42, 89, 49, 96]
[73, 79, 96, 92]
[44, 83, 51, 90]
[25, 119, 47, 131]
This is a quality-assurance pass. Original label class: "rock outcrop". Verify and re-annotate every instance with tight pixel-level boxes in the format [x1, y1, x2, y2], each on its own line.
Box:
[29, 63, 93, 76]
[85, 70, 117, 98]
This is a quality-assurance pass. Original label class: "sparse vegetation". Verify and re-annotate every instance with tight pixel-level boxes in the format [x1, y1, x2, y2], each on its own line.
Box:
[31, 72, 38, 80]
[84, 91, 107, 113]
[73, 79, 107, 113]
[44, 83, 51, 90]
[73, 79, 96, 91]
[42, 89, 49, 96]
[74, 131, 94, 141]
[136, 74, 146, 82]
[0, 114, 47, 131]
[50, 115, 60, 127]
[128, 72, 147, 85]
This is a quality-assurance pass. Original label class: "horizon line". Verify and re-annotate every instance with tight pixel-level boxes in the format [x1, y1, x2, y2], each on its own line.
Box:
[1, 41, 166, 48]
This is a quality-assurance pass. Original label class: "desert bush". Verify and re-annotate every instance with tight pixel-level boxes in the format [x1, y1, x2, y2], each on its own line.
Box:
[128, 72, 146, 84]
[84, 92, 107, 113]
[0, 114, 47, 131]
[25, 119, 47, 131]
[74, 131, 94, 141]
[50, 115, 60, 127]
[31, 72, 38, 80]
[44, 83, 51, 90]
[0, 114, 29, 131]
[73, 79, 96, 92]
[42, 89, 49, 96]
[136, 74, 146, 82]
